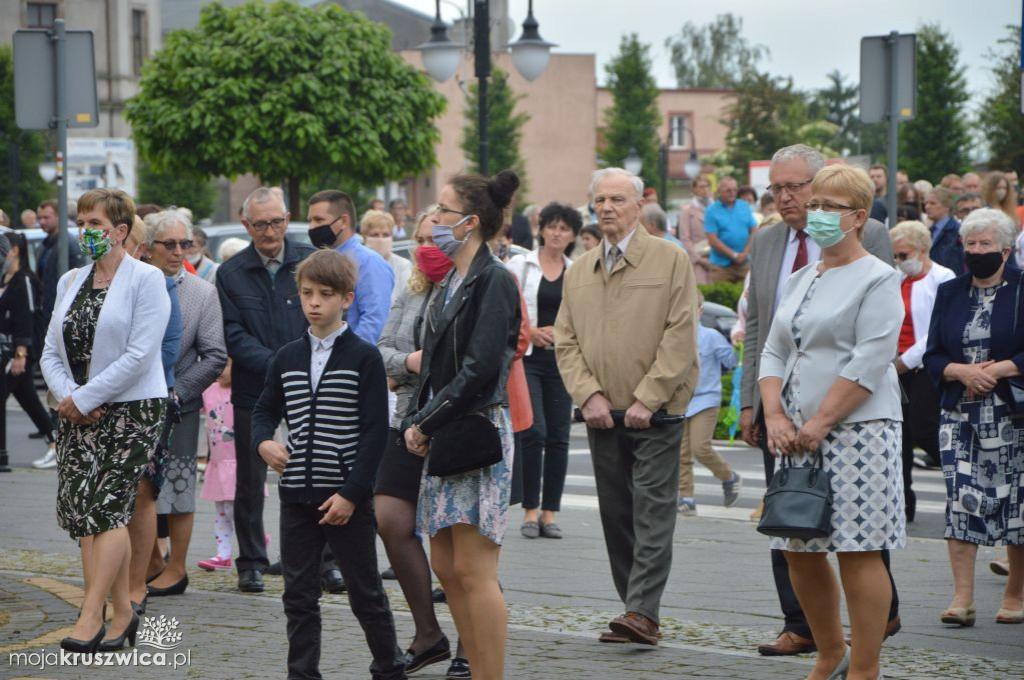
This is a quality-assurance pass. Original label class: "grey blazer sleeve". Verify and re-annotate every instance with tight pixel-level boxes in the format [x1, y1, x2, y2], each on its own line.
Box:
[740, 236, 760, 410]
[863, 219, 894, 267]
[838, 268, 903, 393]
[377, 287, 415, 384]
[175, 284, 227, 405]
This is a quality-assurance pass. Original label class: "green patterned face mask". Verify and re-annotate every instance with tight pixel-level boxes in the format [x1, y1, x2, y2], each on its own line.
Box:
[79, 227, 114, 261]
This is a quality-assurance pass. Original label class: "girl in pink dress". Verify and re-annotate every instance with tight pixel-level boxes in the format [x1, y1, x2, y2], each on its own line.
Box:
[197, 364, 238, 570]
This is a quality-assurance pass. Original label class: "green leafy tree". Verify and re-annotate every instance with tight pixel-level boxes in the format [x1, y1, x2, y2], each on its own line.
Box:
[461, 68, 530, 200]
[719, 72, 810, 184]
[136, 160, 216, 220]
[0, 45, 52, 222]
[665, 14, 768, 89]
[898, 24, 970, 182]
[124, 0, 446, 211]
[978, 25, 1024, 175]
[601, 34, 662, 192]
[808, 70, 858, 154]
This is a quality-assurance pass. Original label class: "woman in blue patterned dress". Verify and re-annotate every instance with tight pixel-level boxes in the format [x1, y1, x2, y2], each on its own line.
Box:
[402, 170, 522, 680]
[760, 165, 905, 680]
[924, 208, 1024, 627]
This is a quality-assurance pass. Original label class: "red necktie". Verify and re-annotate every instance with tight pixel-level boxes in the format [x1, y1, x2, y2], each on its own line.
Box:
[792, 230, 808, 272]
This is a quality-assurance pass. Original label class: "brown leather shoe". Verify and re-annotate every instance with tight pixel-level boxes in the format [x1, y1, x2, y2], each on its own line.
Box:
[844, 616, 902, 646]
[757, 630, 816, 656]
[598, 630, 630, 643]
[608, 612, 660, 646]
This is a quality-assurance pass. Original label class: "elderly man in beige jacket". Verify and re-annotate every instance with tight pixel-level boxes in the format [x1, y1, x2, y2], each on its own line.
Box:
[555, 167, 700, 646]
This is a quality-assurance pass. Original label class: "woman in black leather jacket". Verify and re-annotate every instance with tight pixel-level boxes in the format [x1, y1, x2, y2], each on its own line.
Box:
[402, 169, 522, 680]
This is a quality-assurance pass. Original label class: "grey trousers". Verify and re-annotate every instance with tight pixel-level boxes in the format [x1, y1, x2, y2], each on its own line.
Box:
[587, 422, 684, 624]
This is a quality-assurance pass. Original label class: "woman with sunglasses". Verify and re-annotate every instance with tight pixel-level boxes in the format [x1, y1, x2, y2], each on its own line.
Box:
[41, 189, 171, 654]
[760, 165, 905, 680]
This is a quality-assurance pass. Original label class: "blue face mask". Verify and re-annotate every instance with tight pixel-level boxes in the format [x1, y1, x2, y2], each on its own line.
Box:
[805, 210, 856, 249]
[432, 215, 473, 259]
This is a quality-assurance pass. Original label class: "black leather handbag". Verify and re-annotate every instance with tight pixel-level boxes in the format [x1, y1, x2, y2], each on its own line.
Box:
[426, 413, 503, 477]
[757, 450, 833, 540]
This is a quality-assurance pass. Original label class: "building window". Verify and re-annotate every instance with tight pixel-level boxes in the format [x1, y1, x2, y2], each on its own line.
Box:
[26, 2, 57, 29]
[669, 115, 692, 149]
[132, 9, 148, 75]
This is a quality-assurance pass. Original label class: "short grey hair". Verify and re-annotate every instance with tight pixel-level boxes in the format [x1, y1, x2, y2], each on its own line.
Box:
[589, 167, 643, 199]
[523, 204, 541, 220]
[770, 144, 825, 177]
[143, 208, 193, 246]
[242, 186, 287, 221]
[642, 203, 667, 233]
[888, 220, 931, 253]
[959, 208, 1017, 250]
[218, 237, 250, 262]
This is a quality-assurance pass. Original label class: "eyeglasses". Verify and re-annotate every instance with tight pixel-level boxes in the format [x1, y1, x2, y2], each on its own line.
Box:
[804, 201, 856, 213]
[956, 205, 980, 218]
[766, 179, 813, 196]
[250, 217, 287, 232]
[152, 239, 194, 251]
[431, 204, 467, 217]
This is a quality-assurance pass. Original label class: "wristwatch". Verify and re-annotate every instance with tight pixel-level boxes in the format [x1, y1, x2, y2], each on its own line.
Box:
[14, 350, 27, 359]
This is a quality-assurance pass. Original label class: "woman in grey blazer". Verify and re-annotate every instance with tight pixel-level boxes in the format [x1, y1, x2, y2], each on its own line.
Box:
[41, 189, 171, 654]
[759, 165, 904, 680]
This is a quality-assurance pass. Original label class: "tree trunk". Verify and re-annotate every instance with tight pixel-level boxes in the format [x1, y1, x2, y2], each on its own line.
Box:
[287, 176, 301, 218]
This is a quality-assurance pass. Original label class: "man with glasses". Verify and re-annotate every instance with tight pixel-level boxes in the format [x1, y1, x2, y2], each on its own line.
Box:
[216, 187, 316, 593]
[739, 145, 899, 657]
[704, 176, 758, 283]
[954, 192, 984, 221]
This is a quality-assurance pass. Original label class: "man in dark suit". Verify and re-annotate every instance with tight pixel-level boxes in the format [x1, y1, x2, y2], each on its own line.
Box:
[740, 145, 901, 656]
[217, 187, 316, 593]
[35, 199, 84, 324]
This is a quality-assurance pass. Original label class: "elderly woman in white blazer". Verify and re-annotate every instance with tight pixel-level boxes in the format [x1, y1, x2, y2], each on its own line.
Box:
[889, 221, 955, 523]
[505, 202, 579, 538]
[41, 189, 170, 655]
[759, 165, 904, 680]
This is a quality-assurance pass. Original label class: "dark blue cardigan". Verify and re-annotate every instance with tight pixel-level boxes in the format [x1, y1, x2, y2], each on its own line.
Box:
[923, 267, 1024, 409]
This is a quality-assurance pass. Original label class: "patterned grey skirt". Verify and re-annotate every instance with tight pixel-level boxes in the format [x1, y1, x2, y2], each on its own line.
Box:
[56, 398, 165, 540]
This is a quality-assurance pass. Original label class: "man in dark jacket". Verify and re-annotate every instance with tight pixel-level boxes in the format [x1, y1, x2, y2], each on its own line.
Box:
[35, 199, 84, 323]
[216, 187, 315, 593]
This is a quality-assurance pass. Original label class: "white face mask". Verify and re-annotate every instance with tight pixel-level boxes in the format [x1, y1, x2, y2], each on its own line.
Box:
[898, 255, 923, 277]
[364, 235, 393, 258]
[185, 252, 203, 266]
[996, 188, 1008, 202]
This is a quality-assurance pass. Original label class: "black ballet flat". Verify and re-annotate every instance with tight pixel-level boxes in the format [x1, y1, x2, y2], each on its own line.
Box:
[404, 634, 451, 673]
[61, 624, 106, 654]
[98, 613, 140, 652]
[147, 574, 188, 597]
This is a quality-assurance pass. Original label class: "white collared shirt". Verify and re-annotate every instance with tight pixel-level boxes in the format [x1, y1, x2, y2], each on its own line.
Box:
[308, 323, 348, 391]
[775, 227, 821, 313]
[603, 226, 638, 271]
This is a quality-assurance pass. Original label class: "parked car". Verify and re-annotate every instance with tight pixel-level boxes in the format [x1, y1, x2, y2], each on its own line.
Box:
[701, 301, 738, 340]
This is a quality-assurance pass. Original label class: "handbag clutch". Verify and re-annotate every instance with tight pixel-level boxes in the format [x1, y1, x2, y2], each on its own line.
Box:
[756, 449, 833, 540]
[426, 413, 503, 477]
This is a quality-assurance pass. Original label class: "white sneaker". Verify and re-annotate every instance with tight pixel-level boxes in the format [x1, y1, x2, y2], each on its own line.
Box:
[32, 448, 58, 469]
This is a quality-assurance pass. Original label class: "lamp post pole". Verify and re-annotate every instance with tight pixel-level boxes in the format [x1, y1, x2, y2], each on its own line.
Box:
[474, 0, 490, 175]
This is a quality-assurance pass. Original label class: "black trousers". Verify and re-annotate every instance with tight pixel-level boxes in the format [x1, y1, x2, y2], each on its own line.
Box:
[280, 499, 405, 680]
[899, 368, 941, 522]
[233, 407, 269, 572]
[521, 357, 572, 511]
[3, 361, 54, 442]
[757, 411, 899, 637]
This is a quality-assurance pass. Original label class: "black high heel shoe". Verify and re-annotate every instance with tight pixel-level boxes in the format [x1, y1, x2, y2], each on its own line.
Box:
[98, 613, 140, 652]
[131, 595, 148, 616]
[147, 574, 188, 597]
[61, 624, 106, 654]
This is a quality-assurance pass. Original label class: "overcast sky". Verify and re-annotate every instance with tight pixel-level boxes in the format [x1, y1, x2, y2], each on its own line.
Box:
[393, 0, 1022, 103]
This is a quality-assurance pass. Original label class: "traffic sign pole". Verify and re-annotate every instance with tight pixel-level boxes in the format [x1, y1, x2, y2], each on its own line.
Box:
[886, 30, 899, 225]
[53, 19, 69, 277]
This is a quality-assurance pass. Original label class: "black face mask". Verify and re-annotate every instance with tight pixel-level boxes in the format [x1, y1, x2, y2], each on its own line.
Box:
[308, 215, 343, 249]
[964, 251, 1006, 279]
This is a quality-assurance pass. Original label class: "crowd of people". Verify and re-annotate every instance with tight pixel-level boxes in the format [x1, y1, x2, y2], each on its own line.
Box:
[0, 147, 1022, 680]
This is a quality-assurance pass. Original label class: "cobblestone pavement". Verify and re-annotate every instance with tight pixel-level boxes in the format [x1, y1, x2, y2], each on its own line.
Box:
[3, 464, 1024, 679]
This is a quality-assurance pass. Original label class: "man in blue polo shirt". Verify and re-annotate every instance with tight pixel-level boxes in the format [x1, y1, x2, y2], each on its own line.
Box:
[704, 176, 758, 283]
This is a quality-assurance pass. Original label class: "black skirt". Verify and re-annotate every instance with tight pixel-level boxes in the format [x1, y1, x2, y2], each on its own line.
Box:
[374, 428, 425, 503]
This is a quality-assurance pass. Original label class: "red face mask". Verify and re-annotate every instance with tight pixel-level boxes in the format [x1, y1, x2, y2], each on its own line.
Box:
[416, 245, 453, 283]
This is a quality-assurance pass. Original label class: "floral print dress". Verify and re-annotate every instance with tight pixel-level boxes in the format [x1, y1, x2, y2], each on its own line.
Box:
[56, 269, 165, 540]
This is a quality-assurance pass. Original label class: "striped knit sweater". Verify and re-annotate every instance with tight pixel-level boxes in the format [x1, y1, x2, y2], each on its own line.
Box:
[251, 327, 388, 506]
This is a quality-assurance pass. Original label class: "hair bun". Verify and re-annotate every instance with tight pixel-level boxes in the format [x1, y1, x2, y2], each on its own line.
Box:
[487, 169, 520, 210]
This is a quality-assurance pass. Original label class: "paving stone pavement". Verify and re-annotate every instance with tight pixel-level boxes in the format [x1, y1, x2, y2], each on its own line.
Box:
[2, 467, 1024, 679]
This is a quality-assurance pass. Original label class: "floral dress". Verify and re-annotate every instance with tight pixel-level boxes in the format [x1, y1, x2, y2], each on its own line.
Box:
[938, 283, 1024, 545]
[56, 269, 165, 540]
[416, 270, 515, 545]
[772, 276, 906, 553]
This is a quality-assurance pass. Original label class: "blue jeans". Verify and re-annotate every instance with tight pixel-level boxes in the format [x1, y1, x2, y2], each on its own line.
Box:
[522, 355, 572, 511]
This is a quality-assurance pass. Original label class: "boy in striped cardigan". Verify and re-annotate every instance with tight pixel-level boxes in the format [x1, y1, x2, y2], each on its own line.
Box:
[252, 249, 406, 680]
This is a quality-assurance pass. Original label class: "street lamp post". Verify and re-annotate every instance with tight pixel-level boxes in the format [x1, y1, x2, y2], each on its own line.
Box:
[658, 119, 702, 210]
[419, 0, 555, 176]
[623, 147, 643, 176]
